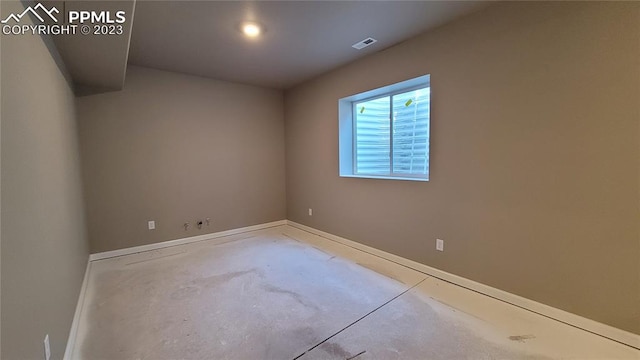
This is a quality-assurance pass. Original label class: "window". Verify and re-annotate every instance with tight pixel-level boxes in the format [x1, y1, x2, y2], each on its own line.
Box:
[339, 75, 430, 181]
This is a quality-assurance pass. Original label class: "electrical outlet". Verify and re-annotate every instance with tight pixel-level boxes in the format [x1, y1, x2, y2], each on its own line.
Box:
[308, 208, 313, 216]
[148, 220, 155, 230]
[436, 239, 444, 252]
[44, 334, 51, 360]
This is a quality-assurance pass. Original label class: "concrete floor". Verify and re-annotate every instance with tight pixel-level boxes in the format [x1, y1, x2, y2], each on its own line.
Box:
[72, 225, 640, 359]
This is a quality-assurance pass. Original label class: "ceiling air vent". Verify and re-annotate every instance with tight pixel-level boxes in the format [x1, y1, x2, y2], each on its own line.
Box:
[352, 37, 378, 50]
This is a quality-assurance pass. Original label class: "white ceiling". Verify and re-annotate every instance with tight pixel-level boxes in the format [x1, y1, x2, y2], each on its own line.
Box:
[128, 1, 490, 89]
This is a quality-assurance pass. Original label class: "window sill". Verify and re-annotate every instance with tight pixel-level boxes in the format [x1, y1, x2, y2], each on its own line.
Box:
[339, 174, 429, 182]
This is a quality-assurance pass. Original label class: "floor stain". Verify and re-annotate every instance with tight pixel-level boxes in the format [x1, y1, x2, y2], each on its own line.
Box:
[319, 341, 352, 358]
[170, 285, 200, 300]
[509, 334, 536, 342]
[261, 284, 320, 311]
[193, 269, 259, 289]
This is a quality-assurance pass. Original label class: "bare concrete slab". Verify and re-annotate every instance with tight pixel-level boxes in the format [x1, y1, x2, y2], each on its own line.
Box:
[75, 228, 424, 359]
[72, 226, 640, 359]
[297, 284, 549, 360]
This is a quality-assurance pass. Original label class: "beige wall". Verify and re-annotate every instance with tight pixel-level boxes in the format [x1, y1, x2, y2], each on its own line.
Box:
[284, 2, 640, 334]
[1, 1, 90, 358]
[78, 66, 286, 253]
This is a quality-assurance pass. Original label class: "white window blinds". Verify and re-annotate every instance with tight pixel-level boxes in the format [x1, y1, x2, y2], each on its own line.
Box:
[354, 87, 430, 177]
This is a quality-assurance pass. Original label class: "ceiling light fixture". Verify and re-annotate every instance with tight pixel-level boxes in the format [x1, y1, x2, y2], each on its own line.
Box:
[241, 22, 262, 38]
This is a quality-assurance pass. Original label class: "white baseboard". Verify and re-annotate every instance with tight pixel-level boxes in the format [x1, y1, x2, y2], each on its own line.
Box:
[63, 259, 91, 360]
[89, 220, 287, 261]
[286, 220, 640, 350]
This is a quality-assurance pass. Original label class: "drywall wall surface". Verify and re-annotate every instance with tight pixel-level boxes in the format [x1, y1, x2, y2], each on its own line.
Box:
[1, 1, 90, 358]
[284, 2, 640, 334]
[78, 66, 286, 253]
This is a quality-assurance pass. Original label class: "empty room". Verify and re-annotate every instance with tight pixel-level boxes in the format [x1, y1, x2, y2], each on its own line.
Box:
[1, 0, 639, 359]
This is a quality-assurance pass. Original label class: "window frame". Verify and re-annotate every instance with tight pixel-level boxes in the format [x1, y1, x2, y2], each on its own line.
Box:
[339, 75, 430, 182]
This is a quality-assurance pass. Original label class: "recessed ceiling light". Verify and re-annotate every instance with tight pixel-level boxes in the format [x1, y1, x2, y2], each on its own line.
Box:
[241, 22, 262, 38]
